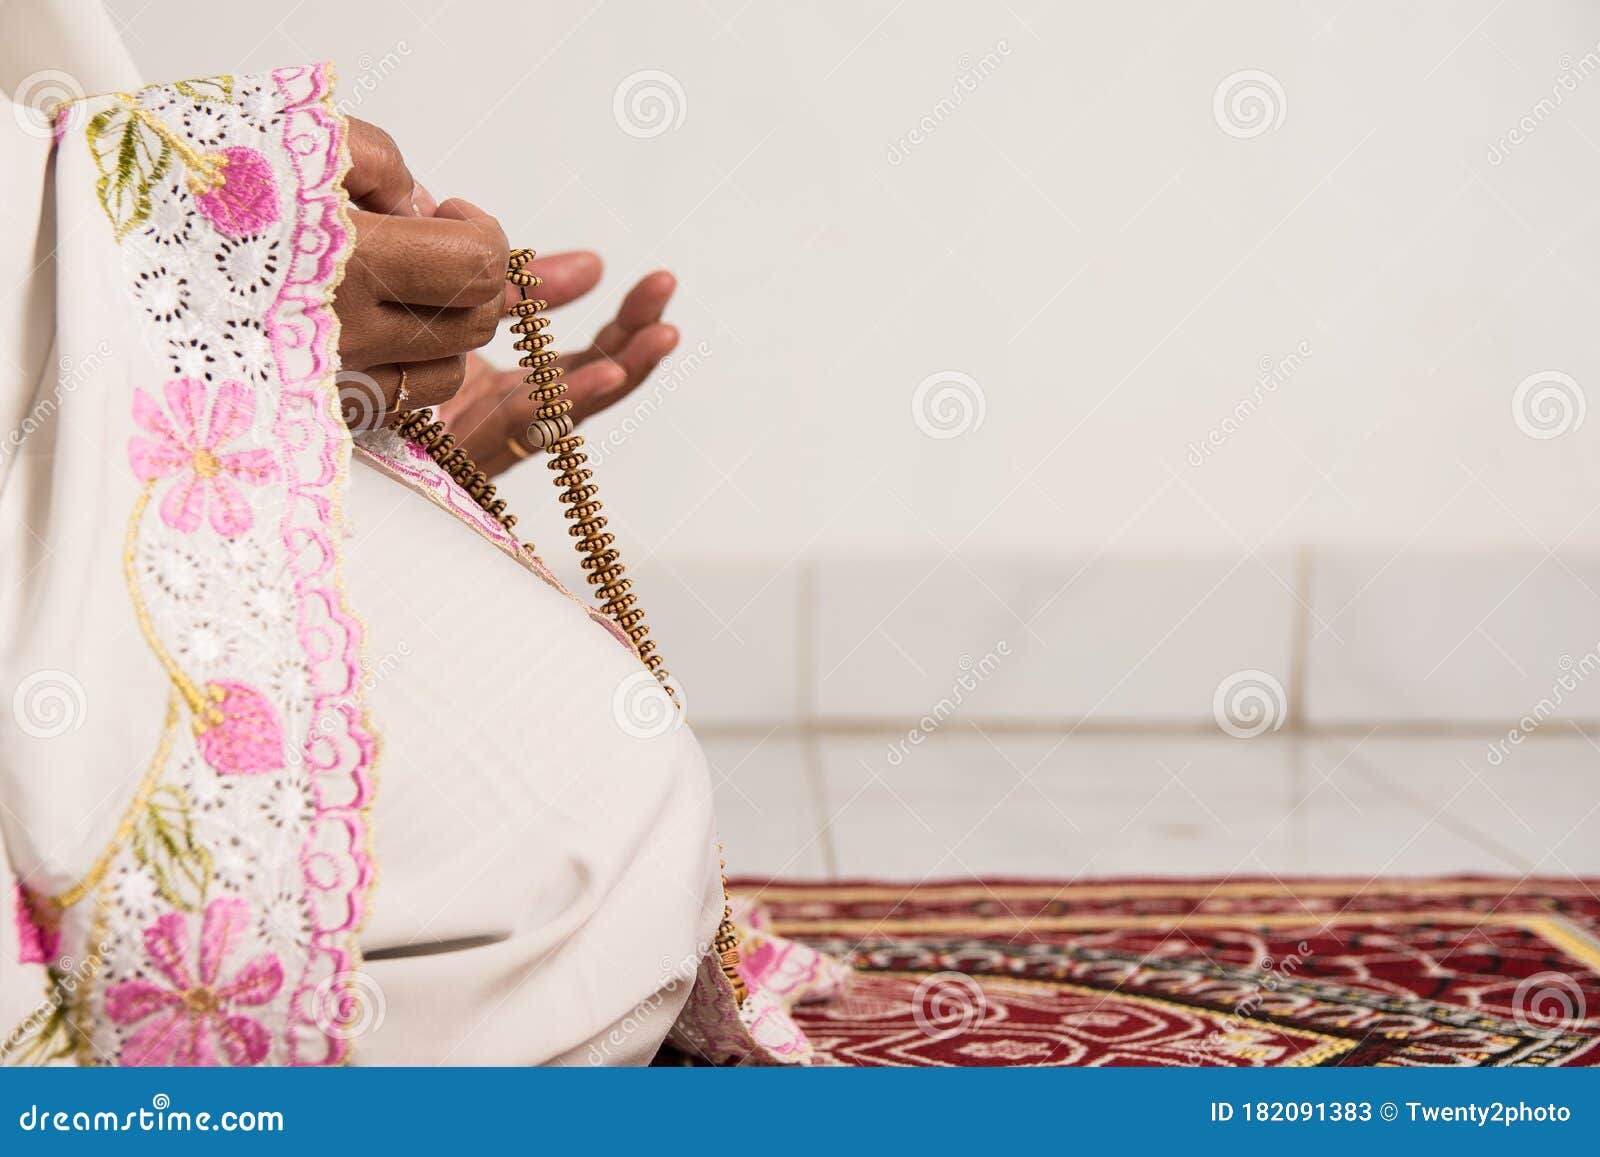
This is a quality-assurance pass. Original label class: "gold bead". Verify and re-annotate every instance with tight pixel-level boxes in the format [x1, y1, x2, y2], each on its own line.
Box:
[393, 254, 690, 979]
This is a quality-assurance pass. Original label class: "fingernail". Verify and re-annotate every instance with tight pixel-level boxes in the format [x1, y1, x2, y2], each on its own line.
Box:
[411, 182, 438, 217]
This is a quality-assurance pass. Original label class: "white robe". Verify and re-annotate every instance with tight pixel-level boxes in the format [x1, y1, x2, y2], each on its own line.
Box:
[0, 0, 722, 1065]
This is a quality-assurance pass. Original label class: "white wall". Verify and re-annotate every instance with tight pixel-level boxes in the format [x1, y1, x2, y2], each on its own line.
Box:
[70, 1, 1600, 888]
[103, 0, 1600, 559]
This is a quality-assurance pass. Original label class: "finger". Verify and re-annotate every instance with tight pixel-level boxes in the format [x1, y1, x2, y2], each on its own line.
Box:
[345, 120, 418, 216]
[562, 359, 629, 426]
[335, 357, 467, 428]
[436, 351, 500, 417]
[349, 209, 508, 308]
[564, 271, 676, 370]
[566, 325, 679, 425]
[433, 198, 521, 317]
[433, 196, 511, 266]
[434, 379, 536, 478]
[412, 182, 438, 217]
[372, 299, 503, 363]
[527, 250, 603, 308]
[494, 247, 604, 316]
[336, 274, 501, 366]
[611, 323, 681, 388]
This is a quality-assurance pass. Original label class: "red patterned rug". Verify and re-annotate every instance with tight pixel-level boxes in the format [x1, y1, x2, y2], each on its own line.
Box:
[729, 877, 1600, 1066]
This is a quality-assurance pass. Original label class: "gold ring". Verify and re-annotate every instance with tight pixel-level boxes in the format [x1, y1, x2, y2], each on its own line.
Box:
[506, 434, 532, 462]
[394, 368, 411, 410]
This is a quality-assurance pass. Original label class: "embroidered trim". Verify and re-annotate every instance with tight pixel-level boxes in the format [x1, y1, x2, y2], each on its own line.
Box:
[22, 65, 375, 1068]
[47, 697, 181, 913]
[264, 63, 375, 1066]
[103, 896, 284, 1065]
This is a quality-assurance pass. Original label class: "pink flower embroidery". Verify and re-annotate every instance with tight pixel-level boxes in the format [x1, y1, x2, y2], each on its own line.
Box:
[104, 897, 283, 1066]
[195, 680, 285, 776]
[190, 146, 279, 238]
[128, 378, 279, 537]
[13, 884, 59, 965]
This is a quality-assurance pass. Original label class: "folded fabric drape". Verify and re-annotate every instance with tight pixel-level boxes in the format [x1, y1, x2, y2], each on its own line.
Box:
[0, 4, 843, 1066]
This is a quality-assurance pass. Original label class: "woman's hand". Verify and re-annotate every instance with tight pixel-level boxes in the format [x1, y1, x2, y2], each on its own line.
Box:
[333, 120, 510, 424]
[437, 261, 682, 476]
[331, 119, 686, 460]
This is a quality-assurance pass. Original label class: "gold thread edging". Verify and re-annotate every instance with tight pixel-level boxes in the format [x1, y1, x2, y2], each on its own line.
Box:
[48, 696, 180, 911]
[350, 443, 606, 625]
[744, 878, 1600, 904]
[766, 910, 1593, 938]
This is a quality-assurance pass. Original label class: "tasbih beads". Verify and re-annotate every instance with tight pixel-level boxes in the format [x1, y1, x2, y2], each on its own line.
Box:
[504, 249, 667, 689]
[391, 250, 669, 692]
[388, 251, 744, 1005]
[392, 409, 516, 533]
[715, 850, 747, 1003]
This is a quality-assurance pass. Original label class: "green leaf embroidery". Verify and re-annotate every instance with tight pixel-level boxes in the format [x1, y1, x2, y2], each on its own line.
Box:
[86, 105, 173, 241]
[173, 75, 234, 103]
[1, 994, 74, 1067]
[130, 785, 212, 912]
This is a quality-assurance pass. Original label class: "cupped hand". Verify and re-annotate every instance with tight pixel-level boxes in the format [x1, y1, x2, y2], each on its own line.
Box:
[332, 120, 510, 425]
[332, 122, 687, 463]
[436, 261, 682, 476]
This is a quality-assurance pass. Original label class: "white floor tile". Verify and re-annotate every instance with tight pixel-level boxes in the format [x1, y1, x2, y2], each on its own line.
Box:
[817, 732, 1302, 878]
[1309, 733, 1600, 874]
[697, 734, 829, 878]
[1306, 551, 1600, 724]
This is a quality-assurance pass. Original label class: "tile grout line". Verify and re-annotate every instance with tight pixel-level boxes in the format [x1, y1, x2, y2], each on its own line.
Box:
[1288, 729, 1310, 875]
[1338, 746, 1536, 873]
[1286, 544, 1314, 731]
[795, 560, 840, 878]
[1283, 547, 1314, 872]
[693, 718, 1600, 740]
